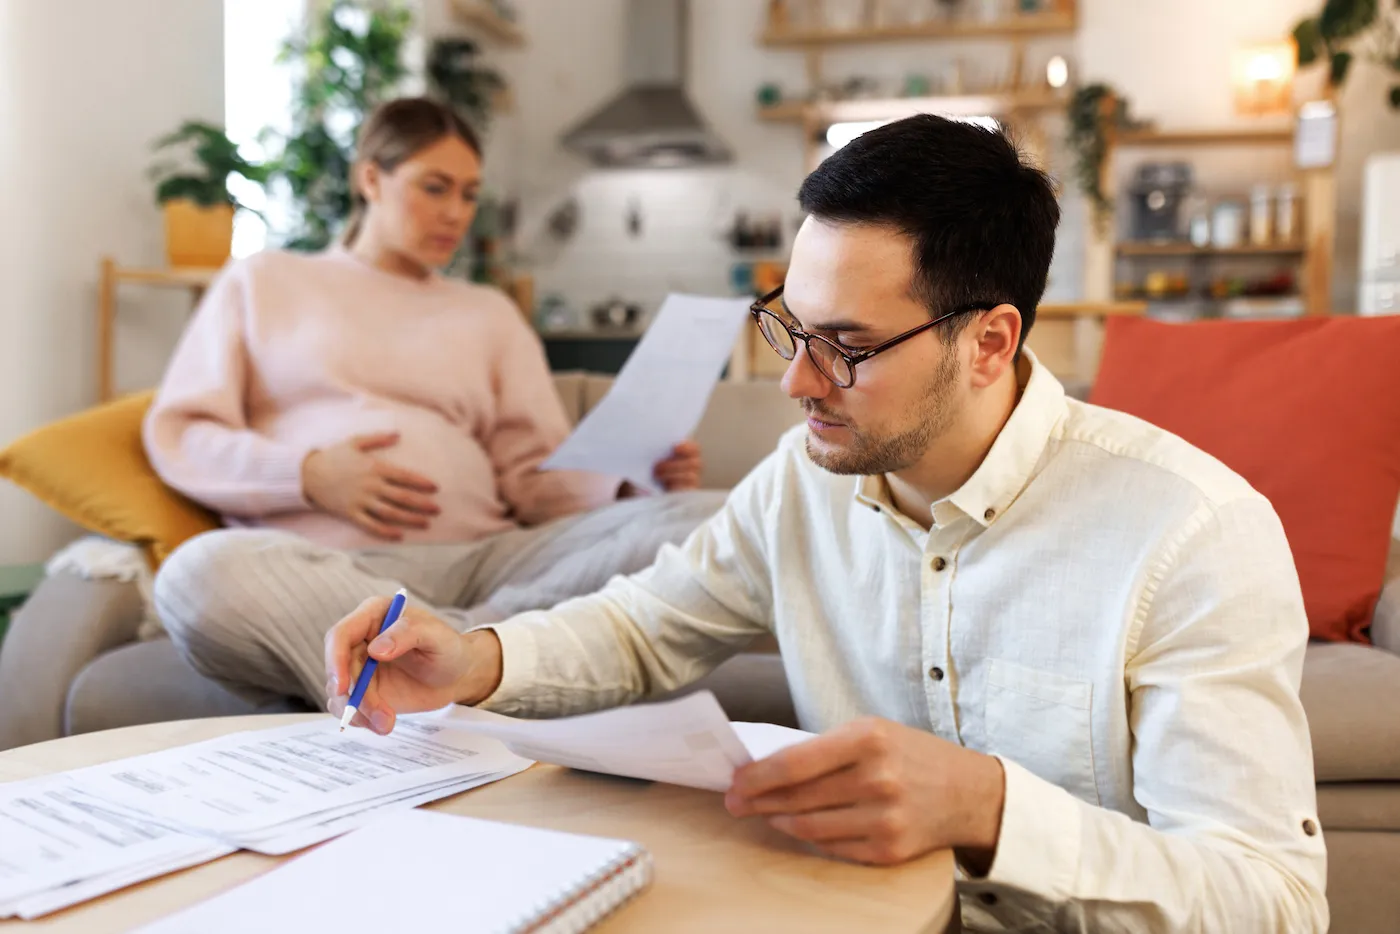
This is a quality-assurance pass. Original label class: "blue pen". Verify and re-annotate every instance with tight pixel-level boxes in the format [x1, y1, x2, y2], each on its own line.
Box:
[338, 588, 408, 732]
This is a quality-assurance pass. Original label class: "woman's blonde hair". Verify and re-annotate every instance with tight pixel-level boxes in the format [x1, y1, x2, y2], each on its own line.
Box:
[342, 96, 482, 246]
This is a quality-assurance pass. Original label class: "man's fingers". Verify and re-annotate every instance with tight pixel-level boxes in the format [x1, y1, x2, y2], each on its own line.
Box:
[729, 729, 863, 800]
[356, 679, 397, 735]
[808, 835, 911, 867]
[726, 765, 861, 817]
[376, 462, 439, 494]
[353, 431, 400, 452]
[367, 611, 447, 663]
[766, 803, 873, 843]
[324, 598, 391, 694]
[672, 439, 700, 457]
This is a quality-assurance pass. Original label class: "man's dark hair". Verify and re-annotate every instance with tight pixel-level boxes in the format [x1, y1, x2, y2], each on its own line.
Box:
[797, 114, 1060, 350]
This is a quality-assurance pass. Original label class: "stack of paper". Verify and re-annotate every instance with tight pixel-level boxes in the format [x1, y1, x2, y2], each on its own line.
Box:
[0, 715, 532, 920]
[0, 692, 817, 920]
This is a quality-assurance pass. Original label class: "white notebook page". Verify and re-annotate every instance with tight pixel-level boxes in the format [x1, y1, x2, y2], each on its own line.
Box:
[136, 810, 647, 934]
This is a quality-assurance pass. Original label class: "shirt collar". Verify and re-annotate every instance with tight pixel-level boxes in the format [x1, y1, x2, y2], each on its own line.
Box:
[946, 348, 1066, 528]
[852, 348, 1068, 530]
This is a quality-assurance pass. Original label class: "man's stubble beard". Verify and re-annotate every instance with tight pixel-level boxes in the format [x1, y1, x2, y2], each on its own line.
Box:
[805, 351, 960, 477]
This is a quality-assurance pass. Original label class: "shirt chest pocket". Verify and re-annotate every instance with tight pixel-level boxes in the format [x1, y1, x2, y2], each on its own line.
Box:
[983, 658, 1099, 806]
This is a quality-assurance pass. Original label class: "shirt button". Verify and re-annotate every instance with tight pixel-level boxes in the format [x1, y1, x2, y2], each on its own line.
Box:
[931, 556, 947, 571]
[1303, 819, 1318, 836]
[978, 892, 998, 906]
[984, 507, 996, 521]
[928, 666, 945, 682]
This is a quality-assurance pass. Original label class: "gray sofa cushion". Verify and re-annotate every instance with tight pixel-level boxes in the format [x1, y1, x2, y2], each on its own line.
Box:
[0, 569, 146, 750]
[64, 638, 305, 736]
[659, 650, 797, 728]
[1302, 642, 1400, 782]
[1316, 783, 1400, 832]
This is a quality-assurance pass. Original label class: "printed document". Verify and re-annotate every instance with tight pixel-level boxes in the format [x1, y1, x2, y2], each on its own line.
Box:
[541, 293, 751, 491]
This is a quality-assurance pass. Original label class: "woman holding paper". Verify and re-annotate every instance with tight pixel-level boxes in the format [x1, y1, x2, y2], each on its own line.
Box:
[145, 97, 721, 708]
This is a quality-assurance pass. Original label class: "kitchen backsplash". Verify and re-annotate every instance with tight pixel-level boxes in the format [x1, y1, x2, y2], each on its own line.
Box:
[511, 165, 798, 328]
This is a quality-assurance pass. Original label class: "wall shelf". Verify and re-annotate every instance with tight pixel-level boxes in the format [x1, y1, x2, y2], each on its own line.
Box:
[761, 9, 1076, 47]
[1113, 127, 1294, 148]
[449, 0, 524, 46]
[1115, 242, 1307, 257]
[759, 88, 1068, 127]
[1091, 112, 1334, 317]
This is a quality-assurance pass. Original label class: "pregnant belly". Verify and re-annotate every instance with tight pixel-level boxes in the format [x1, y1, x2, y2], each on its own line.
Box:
[253, 403, 519, 548]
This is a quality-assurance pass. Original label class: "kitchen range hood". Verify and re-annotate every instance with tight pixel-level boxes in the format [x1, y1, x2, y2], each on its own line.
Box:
[561, 0, 731, 168]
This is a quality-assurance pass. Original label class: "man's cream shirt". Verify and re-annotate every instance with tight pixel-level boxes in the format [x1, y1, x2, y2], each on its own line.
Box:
[485, 350, 1328, 932]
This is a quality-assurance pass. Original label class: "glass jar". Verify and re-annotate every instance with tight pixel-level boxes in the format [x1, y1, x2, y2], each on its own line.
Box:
[1249, 184, 1273, 246]
[1275, 183, 1299, 244]
[1183, 194, 1211, 248]
[1212, 200, 1245, 249]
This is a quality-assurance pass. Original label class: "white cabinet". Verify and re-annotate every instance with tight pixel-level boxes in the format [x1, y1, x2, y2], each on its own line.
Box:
[1360, 152, 1400, 315]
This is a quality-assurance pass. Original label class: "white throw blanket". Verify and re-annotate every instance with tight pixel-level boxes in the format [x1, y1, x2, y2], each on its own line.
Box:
[45, 537, 165, 640]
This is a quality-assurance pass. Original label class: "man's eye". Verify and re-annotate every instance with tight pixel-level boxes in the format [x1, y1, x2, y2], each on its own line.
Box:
[423, 183, 448, 196]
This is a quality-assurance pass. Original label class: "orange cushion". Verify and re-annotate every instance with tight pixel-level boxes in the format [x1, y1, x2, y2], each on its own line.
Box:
[1089, 316, 1400, 643]
[0, 390, 219, 568]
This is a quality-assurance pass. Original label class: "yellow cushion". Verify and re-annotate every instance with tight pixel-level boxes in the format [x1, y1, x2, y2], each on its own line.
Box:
[0, 390, 219, 567]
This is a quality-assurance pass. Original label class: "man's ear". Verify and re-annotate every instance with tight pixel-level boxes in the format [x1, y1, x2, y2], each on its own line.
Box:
[966, 304, 1022, 389]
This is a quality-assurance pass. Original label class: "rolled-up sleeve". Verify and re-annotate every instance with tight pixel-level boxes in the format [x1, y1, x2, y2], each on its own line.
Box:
[480, 452, 779, 718]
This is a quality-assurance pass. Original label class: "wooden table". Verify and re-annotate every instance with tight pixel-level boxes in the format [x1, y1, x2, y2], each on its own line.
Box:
[95, 259, 219, 404]
[0, 715, 958, 933]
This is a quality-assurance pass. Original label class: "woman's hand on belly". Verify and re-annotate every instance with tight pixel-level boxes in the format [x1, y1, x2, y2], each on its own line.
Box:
[302, 431, 441, 541]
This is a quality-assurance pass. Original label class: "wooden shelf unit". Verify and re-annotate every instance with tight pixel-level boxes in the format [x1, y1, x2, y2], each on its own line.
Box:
[759, 88, 1068, 128]
[1113, 126, 1295, 148]
[1115, 242, 1307, 257]
[1093, 118, 1335, 317]
[761, 8, 1076, 47]
[96, 259, 218, 403]
[449, 0, 524, 46]
[758, 2, 1077, 172]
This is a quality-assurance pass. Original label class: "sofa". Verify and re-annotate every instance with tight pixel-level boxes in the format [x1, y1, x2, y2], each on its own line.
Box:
[2, 371, 1399, 932]
[0, 372, 808, 749]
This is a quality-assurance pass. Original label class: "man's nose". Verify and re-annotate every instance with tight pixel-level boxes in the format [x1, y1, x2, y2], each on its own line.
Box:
[781, 342, 831, 401]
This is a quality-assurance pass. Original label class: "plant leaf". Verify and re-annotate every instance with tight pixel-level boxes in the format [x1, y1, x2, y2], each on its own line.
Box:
[1294, 18, 1324, 66]
[1319, 0, 1377, 40]
[1330, 49, 1355, 84]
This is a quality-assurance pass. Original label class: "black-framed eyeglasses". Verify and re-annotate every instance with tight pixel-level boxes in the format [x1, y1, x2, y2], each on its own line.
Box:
[749, 284, 990, 389]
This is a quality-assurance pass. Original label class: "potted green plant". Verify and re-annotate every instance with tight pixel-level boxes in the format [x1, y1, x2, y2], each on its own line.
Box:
[266, 0, 413, 251]
[427, 38, 507, 133]
[148, 121, 268, 267]
[1065, 83, 1145, 234]
[1292, 0, 1400, 109]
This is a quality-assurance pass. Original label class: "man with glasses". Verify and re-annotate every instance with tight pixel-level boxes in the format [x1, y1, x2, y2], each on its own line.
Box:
[325, 115, 1326, 931]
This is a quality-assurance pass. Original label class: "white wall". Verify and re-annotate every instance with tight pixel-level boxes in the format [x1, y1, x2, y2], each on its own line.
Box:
[0, 0, 224, 564]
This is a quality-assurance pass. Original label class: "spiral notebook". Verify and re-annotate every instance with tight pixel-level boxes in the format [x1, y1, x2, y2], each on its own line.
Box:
[136, 809, 652, 934]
